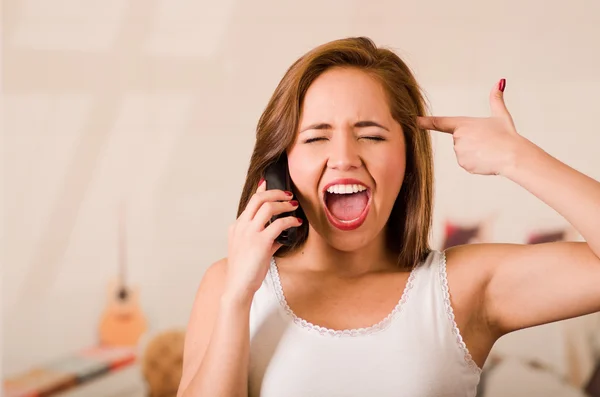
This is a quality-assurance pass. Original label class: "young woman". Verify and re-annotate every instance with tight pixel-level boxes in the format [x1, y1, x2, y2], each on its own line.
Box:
[177, 37, 600, 396]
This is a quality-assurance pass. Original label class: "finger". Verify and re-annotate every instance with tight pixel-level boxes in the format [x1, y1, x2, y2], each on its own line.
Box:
[241, 188, 293, 221]
[489, 78, 511, 118]
[254, 200, 299, 228]
[417, 116, 470, 134]
[238, 178, 268, 222]
[256, 177, 267, 193]
[264, 216, 303, 241]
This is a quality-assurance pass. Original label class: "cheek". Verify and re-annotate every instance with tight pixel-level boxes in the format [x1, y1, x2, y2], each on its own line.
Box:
[377, 159, 405, 189]
[370, 146, 406, 198]
[287, 150, 324, 196]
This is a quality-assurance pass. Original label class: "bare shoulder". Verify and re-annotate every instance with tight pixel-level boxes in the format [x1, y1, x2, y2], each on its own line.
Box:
[198, 257, 229, 293]
[177, 257, 229, 396]
[443, 243, 497, 298]
[441, 244, 505, 366]
[185, 256, 229, 340]
[189, 257, 229, 316]
[442, 242, 515, 314]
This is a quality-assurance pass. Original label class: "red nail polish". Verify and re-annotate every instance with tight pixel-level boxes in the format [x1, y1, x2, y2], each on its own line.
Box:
[498, 78, 506, 92]
[258, 178, 265, 186]
[285, 191, 293, 196]
[296, 217, 303, 223]
[290, 200, 299, 206]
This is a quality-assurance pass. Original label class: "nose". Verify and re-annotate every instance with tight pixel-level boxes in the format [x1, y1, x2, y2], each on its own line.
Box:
[326, 134, 362, 171]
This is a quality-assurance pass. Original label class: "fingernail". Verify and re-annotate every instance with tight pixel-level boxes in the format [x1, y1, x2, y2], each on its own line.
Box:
[296, 217, 303, 223]
[289, 200, 299, 206]
[285, 191, 293, 196]
[498, 78, 506, 92]
[258, 178, 265, 186]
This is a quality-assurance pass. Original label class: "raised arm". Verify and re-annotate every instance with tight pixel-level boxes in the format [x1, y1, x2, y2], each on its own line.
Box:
[420, 79, 600, 336]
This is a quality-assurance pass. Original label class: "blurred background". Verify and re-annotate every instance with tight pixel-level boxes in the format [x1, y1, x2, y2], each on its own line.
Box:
[2, 0, 600, 396]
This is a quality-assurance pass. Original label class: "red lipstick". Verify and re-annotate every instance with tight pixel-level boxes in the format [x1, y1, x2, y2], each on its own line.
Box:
[322, 178, 372, 231]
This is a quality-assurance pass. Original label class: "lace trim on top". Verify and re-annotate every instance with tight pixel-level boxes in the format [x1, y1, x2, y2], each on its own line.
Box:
[439, 251, 483, 374]
[269, 257, 417, 338]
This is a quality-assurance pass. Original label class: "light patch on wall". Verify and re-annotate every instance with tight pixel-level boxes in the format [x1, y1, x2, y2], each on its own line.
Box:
[3, 94, 92, 314]
[9, 0, 128, 51]
[147, 0, 238, 57]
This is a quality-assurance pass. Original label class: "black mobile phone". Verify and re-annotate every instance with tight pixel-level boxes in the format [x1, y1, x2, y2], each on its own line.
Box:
[263, 154, 299, 246]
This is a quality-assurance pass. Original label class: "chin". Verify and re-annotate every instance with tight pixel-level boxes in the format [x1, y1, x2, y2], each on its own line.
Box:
[313, 216, 385, 253]
[325, 233, 376, 252]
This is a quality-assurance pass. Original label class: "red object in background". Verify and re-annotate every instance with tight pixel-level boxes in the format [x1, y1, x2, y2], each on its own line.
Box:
[586, 362, 600, 397]
[442, 221, 481, 250]
[527, 230, 566, 245]
[3, 346, 137, 397]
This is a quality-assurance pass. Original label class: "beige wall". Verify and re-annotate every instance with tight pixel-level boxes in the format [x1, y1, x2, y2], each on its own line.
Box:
[2, 0, 600, 388]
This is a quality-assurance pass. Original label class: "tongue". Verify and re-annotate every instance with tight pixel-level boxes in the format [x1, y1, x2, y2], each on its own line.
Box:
[326, 191, 368, 221]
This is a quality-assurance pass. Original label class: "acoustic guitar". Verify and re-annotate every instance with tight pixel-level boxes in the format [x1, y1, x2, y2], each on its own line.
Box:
[98, 201, 147, 347]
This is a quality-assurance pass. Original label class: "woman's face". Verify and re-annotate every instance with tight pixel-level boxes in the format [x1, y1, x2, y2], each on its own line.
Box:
[288, 67, 406, 251]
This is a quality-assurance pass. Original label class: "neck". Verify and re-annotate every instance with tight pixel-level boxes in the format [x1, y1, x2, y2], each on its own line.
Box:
[281, 225, 400, 276]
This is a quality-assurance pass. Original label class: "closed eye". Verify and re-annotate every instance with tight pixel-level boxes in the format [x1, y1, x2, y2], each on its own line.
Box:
[304, 137, 328, 144]
[361, 136, 386, 141]
[305, 136, 385, 143]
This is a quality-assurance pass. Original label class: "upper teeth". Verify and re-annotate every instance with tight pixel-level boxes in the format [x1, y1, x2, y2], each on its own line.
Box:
[326, 184, 367, 194]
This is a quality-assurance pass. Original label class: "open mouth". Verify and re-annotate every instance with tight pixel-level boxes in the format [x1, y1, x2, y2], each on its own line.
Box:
[322, 179, 372, 231]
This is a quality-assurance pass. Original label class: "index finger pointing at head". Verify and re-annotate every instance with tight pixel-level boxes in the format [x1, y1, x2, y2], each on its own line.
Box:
[417, 116, 467, 134]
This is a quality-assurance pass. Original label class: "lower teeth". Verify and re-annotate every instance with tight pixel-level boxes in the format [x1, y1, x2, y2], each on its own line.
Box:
[337, 216, 360, 223]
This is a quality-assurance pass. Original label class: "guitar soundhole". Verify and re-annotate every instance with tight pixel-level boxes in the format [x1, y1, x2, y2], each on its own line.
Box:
[118, 288, 129, 301]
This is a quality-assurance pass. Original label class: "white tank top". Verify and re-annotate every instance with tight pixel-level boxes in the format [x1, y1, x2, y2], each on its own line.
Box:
[248, 250, 482, 396]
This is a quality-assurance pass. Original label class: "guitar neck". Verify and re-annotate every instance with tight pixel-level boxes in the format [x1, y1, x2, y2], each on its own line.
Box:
[118, 201, 128, 292]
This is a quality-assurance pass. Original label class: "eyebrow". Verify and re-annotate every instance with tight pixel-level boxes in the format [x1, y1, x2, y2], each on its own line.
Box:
[299, 120, 390, 133]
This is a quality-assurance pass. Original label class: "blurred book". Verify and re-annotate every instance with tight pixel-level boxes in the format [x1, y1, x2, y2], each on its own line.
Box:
[3, 346, 137, 397]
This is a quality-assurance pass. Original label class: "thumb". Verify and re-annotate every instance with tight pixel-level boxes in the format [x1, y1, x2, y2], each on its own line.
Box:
[489, 78, 510, 118]
[270, 242, 283, 256]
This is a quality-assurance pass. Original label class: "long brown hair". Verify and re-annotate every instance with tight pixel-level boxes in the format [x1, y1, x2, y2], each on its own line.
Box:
[236, 37, 433, 269]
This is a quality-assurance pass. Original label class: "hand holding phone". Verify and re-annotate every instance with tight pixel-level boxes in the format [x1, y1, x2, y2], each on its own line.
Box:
[224, 177, 301, 301]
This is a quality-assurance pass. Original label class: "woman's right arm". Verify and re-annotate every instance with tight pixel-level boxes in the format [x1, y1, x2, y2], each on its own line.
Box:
[176, 258, 254, 397]
[177, 180, 301, 397]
